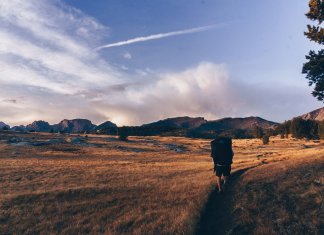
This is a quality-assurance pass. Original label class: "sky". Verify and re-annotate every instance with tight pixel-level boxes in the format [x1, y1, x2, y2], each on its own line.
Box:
[0, 0, 323, 126]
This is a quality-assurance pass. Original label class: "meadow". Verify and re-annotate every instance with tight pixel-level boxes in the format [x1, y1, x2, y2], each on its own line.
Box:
[0, 131, 323, 234]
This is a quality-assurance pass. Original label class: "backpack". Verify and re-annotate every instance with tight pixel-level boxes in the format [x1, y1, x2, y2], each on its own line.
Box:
[210, 137, 234, 165]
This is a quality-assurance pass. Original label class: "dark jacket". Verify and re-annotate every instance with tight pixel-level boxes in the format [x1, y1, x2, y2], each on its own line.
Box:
[210, 137, 234, 165]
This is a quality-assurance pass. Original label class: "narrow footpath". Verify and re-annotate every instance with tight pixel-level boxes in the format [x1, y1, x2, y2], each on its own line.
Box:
[195, 167, 258, 235]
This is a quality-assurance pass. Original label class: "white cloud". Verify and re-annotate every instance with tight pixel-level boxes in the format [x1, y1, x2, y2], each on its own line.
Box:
[0, 0, 120, 96]
[84, 62, 321, 126]
[123, 52, 132, 60]
[0, 0, 321, 127]
[95, 24, 218, 50]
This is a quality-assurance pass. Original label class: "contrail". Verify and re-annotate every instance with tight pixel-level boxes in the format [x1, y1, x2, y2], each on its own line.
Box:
[95, 24, 217, 51]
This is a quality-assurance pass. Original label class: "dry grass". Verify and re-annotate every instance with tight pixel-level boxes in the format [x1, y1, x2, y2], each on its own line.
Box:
[231, 153, 324, 235]
[0, 131, 323, 234]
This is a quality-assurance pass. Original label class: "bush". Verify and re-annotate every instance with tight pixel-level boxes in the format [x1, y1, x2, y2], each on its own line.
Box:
[262, 135, 270, 145]
[118, 127, 129, 141]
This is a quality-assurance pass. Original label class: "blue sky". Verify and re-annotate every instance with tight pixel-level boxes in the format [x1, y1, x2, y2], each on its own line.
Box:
[0, 0, 322, 126]
[71, 0, 317, 80]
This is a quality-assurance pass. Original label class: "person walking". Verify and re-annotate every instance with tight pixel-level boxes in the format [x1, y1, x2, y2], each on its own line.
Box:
[210, 137, 234, 193]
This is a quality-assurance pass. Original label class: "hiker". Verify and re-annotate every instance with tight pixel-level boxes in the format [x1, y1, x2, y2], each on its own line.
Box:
[210, 137, 234, 193]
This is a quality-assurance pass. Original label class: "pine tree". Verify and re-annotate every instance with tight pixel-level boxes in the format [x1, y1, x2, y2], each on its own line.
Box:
[319, 120, 324, 139]
[253, 125, 263, 139]
[302, 0, 324, 101]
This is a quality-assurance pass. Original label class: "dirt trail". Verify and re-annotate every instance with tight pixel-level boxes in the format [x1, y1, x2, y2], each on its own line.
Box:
[195, 166, 259, 235]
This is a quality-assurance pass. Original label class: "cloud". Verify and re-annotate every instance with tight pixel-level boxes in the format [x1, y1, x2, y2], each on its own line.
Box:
[84, 62, 321, 126]
[95, 25, 218, 50]
[2, 99, 17, 104]
[0, 0, 122, 125]
[0, 0, 120, 95]
[123, 52, 132, 60]
[0, 1, 321, 127]
[0, 84, 108, 126]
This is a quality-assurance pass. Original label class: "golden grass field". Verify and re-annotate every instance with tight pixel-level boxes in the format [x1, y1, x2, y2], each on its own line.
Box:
[0, 131, 323, 235]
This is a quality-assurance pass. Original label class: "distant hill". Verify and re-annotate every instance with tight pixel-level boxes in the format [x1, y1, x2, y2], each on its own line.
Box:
[299, 107, 324, 121]
[26, 120, 51, 132]
[94, 121, 117, 134]
[198, 117, 278, 131]
[0, 121, 10, 130]
[53, 119, 96, 133]
[142, 116, 207, 129]
[122, 116, 207, 137]
[187, 116, 278, 139]
[10, 125, 27, 132]
[120, 116, 277, 138]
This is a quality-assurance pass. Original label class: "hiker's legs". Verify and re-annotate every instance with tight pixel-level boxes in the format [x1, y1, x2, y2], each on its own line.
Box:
[221, 166, 232, 192]
[223, 165, 231, 185]
[223, 176, 229, 185]
[216, 176, 222, 192]
[214, 165, 223, 192]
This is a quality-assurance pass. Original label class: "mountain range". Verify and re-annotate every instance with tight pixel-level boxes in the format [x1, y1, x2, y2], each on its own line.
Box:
[7, 119, 117, 134]
[1, 107, 323, 137]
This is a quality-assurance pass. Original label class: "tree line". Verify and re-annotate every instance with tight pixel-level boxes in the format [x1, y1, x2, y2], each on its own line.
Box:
[274, 118, 324, 140]
[251, 118, 324, 145]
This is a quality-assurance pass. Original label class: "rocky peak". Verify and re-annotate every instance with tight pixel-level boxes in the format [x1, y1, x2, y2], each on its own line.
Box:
[300, 107, 324, 121]
[198, 116, 278, 131]
[54, 119, 96, 133]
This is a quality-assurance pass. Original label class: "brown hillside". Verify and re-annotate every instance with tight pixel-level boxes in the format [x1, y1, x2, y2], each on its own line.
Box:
[300, 107, 324, 121]
[142, 116, 207, 129]
[198, 116, 278, 131]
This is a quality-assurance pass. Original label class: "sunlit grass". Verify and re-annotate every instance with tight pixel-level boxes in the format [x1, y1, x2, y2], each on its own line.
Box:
[0, 131, 323, 234]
